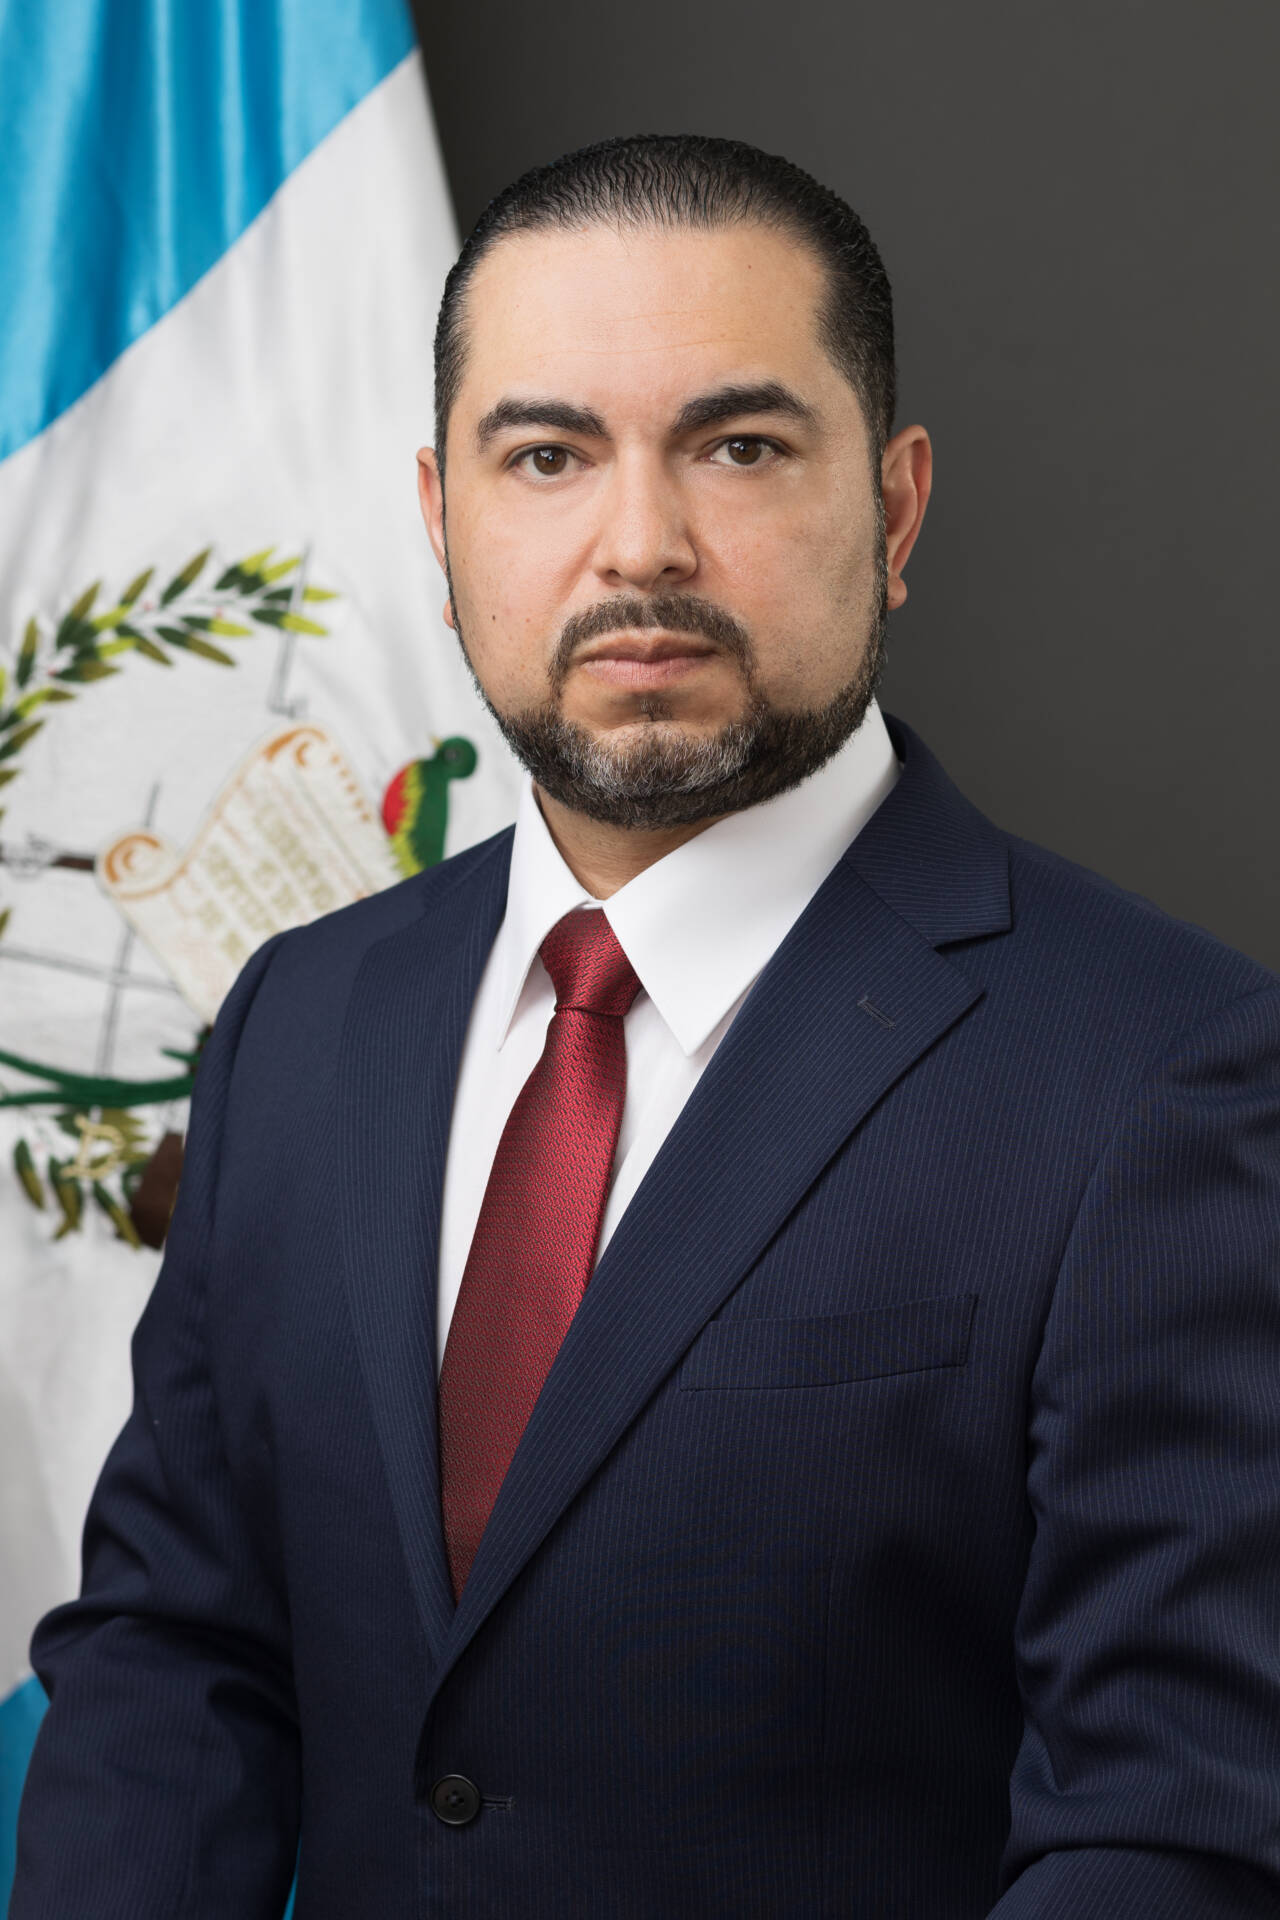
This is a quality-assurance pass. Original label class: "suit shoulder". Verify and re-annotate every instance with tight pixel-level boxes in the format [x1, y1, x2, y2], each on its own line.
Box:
[998, 826, 1279, 1023]
[232, 826, 512, 1020]
[884, 714, 1276, 1018]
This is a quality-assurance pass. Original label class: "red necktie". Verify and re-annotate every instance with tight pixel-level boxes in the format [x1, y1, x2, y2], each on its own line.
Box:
[438, 907, 642, 1600]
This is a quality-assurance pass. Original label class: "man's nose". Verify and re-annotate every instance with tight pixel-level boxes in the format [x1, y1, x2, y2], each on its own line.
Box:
[589, 455, 697, 591]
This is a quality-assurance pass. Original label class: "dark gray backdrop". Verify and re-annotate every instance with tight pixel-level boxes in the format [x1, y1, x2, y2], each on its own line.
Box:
[411, 0, 1278, 969]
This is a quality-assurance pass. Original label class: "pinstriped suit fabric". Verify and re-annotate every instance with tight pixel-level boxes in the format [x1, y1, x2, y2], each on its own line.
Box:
[11, 714, 1280, 1919]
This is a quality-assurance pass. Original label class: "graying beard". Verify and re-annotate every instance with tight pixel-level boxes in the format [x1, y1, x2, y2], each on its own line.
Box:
[557, 714, 761, 801]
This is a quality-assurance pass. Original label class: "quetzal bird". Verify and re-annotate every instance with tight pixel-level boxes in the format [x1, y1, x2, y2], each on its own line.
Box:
[381, 735, 478, 875]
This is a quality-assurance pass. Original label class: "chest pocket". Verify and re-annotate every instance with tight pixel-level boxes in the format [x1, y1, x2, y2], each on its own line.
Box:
[678, 1293, 978, 1391]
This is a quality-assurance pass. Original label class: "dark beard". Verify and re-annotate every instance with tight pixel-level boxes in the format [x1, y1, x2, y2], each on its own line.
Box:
[448, 558, 888, 831]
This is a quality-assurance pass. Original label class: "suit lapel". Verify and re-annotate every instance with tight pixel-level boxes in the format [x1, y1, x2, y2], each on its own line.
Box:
[430, 722, 1011, 1692]
[336, 835, 511, 1659]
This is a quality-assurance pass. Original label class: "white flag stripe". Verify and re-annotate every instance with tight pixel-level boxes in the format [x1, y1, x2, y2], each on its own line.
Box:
[0, 48, 514, 1711]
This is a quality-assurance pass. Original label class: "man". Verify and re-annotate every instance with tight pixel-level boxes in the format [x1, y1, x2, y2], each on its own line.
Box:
[12, 134, 1280, 1918]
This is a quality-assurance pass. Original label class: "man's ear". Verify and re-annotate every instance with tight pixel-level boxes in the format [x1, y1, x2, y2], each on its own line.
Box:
[416, 446, 455, 628]
[881, 425, 933, 611]
[417, 446, 448, 574]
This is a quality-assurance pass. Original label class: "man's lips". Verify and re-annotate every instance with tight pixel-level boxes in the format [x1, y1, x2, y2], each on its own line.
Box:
[575, 631, 720, 688]
[578, 631, 718, 663]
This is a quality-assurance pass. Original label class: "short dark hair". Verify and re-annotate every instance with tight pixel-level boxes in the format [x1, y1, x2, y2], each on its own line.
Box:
[433, 133, 896, 477]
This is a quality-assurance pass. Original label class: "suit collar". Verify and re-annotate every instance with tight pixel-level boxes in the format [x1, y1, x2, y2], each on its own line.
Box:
[336, 833, 512, 1657]
[845, 712, 1011, 948]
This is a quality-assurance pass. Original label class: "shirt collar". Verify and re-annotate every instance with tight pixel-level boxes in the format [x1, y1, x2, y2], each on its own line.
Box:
[493, 698, 901, 1056]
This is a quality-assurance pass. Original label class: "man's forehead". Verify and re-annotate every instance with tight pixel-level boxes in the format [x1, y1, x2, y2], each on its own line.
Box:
[458, 220, 830, 406]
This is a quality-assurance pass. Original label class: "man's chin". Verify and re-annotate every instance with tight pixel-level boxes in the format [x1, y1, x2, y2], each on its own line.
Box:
[497, 704, 757, 829]
[561, 711, 735, 752]
[491, 668, 880, 832]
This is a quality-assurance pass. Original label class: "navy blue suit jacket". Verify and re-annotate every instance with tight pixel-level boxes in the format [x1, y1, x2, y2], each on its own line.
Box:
[13, 715, 1280, 1917]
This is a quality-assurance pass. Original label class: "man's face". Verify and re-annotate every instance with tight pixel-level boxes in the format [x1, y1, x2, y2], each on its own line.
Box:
[419, 220, 923, 828]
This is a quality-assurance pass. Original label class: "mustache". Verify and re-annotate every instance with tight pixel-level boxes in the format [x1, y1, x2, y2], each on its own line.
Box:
[549, 594, 754, 694]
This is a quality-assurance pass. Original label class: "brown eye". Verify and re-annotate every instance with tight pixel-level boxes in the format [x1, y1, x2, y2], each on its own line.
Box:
[527, 447, 569, 475]
[710, 436, 779, 468]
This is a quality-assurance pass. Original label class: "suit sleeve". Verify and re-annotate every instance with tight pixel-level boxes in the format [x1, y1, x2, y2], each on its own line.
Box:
[990, 985, 1280, 1918]
[10, 930, 299, 1920]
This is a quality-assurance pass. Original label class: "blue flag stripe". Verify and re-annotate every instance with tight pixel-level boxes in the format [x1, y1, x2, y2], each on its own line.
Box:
[0, 1676, 47, 1907]
[0, 0, 417, 465]
[1, 1675, 297, 1914]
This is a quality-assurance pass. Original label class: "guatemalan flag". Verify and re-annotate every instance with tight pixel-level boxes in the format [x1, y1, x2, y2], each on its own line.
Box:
[0, 3, 518, 1900]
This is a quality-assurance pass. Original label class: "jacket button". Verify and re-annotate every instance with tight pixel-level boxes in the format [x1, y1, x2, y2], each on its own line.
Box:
[430, 1774, 482, 1826]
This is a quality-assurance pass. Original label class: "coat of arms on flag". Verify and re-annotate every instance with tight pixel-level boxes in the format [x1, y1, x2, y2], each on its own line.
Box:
[0, 2, 519, 1900]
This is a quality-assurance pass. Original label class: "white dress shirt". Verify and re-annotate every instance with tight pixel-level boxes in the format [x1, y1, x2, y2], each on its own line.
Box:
[435, 699, 901, 1369]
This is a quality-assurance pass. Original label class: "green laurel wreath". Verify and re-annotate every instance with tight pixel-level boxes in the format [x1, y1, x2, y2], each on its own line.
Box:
[13, 1107, 165, 1246]
[0, 547, 335, 1242]
[0, 544, 335, 927]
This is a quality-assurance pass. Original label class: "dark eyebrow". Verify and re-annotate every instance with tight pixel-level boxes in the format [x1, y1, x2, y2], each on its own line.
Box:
[670, 381, 818, 437]
[475, 396, 608, 452]
[475, 381, 817, 457]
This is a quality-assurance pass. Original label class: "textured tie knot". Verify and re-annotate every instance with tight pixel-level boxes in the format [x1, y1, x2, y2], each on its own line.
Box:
[540, 908, 641, 1018]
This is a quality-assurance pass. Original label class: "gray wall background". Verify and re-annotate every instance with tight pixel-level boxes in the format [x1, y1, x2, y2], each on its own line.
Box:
[411, 0, 1279, 970]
